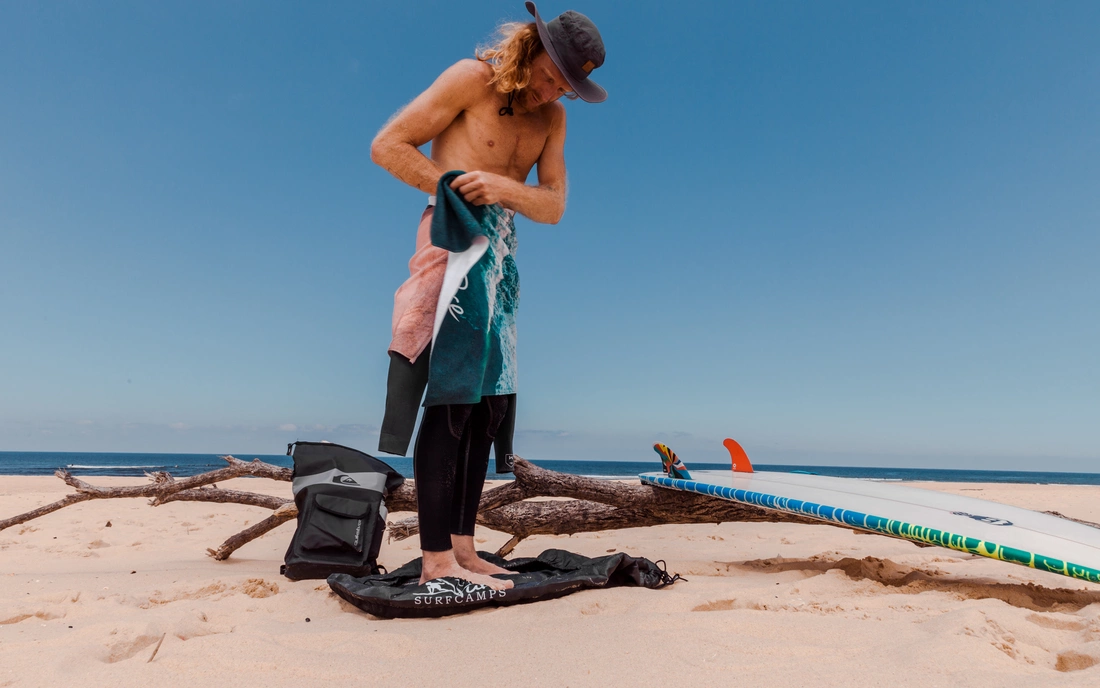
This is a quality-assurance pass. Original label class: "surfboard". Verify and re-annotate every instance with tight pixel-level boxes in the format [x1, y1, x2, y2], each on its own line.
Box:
[640, 441, 1100, 585]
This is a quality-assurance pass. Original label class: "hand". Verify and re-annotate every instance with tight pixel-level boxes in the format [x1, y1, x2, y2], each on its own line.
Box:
[449, 171, 512, 206]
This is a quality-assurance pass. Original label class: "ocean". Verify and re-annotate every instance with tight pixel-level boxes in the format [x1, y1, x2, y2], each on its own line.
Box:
[1, 451, 1100, 485]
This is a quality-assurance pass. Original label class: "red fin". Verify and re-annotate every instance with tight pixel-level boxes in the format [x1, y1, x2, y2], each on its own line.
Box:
[724, 438, 754, 473]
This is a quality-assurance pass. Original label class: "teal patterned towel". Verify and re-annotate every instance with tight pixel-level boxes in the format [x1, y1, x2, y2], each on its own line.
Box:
[424, 171, 519, 406]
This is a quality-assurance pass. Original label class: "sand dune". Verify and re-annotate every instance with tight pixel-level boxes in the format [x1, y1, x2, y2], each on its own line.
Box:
[1, 476, 1099, 686]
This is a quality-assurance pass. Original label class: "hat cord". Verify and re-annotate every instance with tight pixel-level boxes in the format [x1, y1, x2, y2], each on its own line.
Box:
[498, 91, 516, 116]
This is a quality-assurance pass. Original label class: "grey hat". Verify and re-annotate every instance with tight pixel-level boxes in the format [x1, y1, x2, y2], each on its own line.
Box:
[525, 2, 607, 103]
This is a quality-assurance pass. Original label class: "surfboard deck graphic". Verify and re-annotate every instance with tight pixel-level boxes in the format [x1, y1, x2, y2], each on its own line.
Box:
[640, 468, 1100, 585]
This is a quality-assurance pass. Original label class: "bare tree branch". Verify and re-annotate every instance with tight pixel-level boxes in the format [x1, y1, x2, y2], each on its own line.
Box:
[161, 487, 289, 510]
[386, 458, 821, 556]
[206, 504, 298, 561]
[0, 456, 290, 533]
[0, 493, 95, 532]
[7, 454, 969, 564]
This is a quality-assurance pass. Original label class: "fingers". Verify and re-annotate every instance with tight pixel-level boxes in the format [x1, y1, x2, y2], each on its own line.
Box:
[452, 178, 489, 205]
[447, 172, 498, 205]
[464, 190, 490, 205]
[448, 172, 475, 189]
[449, 173, 481, 203]
[453, 179, 482, 196]
[458, 183, 486, 205]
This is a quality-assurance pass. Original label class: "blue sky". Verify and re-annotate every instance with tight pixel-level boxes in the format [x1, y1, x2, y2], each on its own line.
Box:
[1, 1, 1097, 470]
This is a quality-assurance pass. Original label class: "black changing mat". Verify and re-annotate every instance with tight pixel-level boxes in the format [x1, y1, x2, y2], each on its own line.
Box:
[328, 548, 681, 619]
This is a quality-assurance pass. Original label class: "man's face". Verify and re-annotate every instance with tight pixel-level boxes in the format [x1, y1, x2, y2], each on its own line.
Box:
[522, 51, 572, 109]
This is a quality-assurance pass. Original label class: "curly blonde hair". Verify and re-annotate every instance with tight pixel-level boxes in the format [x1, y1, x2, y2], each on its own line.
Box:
[476, 22, 544, 94]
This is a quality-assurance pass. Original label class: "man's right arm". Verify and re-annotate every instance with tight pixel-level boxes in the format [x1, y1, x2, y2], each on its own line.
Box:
[370, 60, 485, 194]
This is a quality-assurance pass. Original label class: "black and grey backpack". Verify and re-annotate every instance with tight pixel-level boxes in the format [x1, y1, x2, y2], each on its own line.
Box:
[281, 441, 405, 581]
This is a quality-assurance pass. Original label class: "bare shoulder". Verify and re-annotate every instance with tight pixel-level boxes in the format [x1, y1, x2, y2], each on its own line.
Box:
[436, 59, 495, 93]
[544, 100, 566, 132]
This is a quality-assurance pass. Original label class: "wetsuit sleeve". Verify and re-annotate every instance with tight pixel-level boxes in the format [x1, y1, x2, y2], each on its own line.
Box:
[379, 349, 431, 456]
[493, 393, 517, 474]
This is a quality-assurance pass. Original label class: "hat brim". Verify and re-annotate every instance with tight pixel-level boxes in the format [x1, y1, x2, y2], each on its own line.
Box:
[526, 1, 607, 103]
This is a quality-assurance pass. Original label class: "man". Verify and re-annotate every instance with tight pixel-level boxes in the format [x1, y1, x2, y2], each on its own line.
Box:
[371, 2, 607, 590]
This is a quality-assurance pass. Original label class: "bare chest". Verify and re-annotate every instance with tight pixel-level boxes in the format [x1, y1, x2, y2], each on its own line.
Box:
[433, 102, 552, 181]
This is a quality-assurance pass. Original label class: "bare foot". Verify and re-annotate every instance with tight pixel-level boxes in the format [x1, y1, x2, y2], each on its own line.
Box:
[420, 550, 513, 591]
[451, 535, 512, 577]
[455, 550, 512, 577]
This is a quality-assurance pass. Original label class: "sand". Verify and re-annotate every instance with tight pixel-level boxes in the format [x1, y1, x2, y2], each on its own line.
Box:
[2, 475, 1100, 687]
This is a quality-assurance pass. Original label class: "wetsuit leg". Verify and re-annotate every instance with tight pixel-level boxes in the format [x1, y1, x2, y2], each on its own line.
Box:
[412, 402, 472, 552]
[452, 396, 510, 538]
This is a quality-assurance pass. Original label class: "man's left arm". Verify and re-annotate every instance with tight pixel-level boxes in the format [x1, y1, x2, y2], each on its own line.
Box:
[449, 105, 568, 224]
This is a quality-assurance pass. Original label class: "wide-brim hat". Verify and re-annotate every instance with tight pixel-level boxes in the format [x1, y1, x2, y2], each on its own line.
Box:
[525, 2, 607, 103]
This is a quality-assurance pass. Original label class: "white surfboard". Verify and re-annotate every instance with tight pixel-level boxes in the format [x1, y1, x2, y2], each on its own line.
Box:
[641, 441, 1100, 585]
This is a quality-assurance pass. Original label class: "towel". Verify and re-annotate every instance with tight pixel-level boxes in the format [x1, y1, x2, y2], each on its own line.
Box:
[424, 171, 520, 408]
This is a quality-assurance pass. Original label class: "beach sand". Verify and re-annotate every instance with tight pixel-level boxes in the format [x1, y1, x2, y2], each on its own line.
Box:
[2, 476, 1099, 687]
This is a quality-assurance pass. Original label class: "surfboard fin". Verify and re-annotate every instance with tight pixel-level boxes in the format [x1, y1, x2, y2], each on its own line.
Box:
[653, 443, 691, 480]
[724, 438, 754, 473]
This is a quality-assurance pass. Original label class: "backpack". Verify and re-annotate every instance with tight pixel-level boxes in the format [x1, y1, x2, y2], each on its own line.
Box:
[281, 441, 405, 581]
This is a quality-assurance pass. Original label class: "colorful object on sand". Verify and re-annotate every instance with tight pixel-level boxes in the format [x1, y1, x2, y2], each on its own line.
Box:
[653, 443, 691, 480]
[640, 440, 1100, 586]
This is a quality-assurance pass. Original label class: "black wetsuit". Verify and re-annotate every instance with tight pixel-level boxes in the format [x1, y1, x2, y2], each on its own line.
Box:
[412, 394, 512, 551]
[383, 173, 521, 553]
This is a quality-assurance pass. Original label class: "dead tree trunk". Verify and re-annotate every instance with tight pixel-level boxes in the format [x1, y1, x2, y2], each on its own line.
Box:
[387, 457, 820, 554]
[0, 457, 293, 532]
[0, 456, 833, 559]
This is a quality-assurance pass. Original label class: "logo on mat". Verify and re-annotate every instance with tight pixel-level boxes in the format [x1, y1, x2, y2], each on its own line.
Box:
[413, 579, 507, 605]
[952, 511, 1013, 526]
[333, 475, 359, 485]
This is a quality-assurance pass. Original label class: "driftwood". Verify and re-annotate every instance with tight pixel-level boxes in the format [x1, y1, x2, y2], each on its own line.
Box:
[0, 457, 293, 533]
[9, 455, 1090, 561]
[388, 458, 820, 555]
[0, 455, 823, 560]
[1042, 510, 1100, 530]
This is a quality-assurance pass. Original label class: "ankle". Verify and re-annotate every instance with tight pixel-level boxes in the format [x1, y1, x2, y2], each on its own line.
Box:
[421, 549, 457, 575]
[453, 548, 479, 562]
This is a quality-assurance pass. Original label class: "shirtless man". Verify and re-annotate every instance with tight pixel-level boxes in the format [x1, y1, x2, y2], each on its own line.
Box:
[371, 3, 607, 590]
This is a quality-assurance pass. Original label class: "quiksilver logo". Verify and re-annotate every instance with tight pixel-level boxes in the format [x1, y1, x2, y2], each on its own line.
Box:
[952, 511, 1013, 526]
[334, 475, 358, 485]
